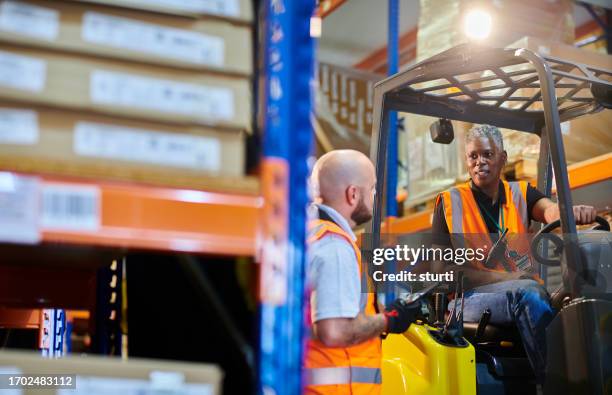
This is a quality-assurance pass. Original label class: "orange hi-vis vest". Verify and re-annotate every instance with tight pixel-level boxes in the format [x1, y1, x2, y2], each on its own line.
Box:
[436, 180, 530, 272]
[304, 218, 382, 395]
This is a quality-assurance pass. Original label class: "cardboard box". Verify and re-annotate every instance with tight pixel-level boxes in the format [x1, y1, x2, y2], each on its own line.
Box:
[417, 0, 574, 62]
[563, 110, 612, 164]
[397, 113, 466, 206]
[504, 36, 612, 164]
[506, 36, 612, 99]
[0, 102, 255, 192]
[0, 350, 223, 395]
[0, 44, 251, 129]
[67, 0, 253, 24]
[0, 0, 252, 76]
[318, 62, 379, 137]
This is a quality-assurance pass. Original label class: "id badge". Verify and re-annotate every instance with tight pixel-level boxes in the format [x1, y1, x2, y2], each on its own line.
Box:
[507, 249, 531, 271]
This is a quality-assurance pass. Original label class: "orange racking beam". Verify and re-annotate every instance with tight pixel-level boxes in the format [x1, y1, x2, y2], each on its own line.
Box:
[0, 308, 40, 329]
[37, 176, 261, 256]
[564, 152, 612, 191]
[317, 0, 348, 18]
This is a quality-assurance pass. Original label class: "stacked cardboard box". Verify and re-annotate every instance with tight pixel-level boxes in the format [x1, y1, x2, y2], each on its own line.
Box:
[0, 0, 252, 74]
[502, 36, 612, 165]
[68, 0, 253, 22]
[318, 62, 379, 138]
[0, 0, 253, 190]
[416, 0, 574, 62]
[398, 114, 468, 207]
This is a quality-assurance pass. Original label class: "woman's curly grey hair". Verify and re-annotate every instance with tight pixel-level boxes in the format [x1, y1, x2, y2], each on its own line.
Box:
[466, 124, 505, 151]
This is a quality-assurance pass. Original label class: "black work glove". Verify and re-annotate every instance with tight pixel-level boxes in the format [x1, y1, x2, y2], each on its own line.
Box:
[384, 298, 421, 334]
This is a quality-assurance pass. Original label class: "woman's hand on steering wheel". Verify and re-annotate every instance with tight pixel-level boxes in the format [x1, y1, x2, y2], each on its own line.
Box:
[572, 205, 598, 225]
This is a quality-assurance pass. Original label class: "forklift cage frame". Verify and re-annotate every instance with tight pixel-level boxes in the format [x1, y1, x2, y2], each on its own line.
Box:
[367, 44, 612, 297]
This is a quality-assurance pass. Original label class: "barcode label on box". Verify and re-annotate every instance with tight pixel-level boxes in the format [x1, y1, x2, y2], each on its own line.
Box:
[90, 70, 234, 120]
[0, 50, 46, 92]
[129, 0, 240, 17]
[0, 108, 38, 144]
[0, 0, 59, 41]
[74, 122, 221, 171]
[82, 12, 224, 66]
[41, 184, 100, 231]
[0, 172, 40, 244]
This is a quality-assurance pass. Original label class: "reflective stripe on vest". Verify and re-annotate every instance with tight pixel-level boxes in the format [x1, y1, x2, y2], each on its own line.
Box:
[304, 367, 382, 386]
[508, 181, 528, 227]
[441, 187, 468, 248]
[449, 187, 464, 235]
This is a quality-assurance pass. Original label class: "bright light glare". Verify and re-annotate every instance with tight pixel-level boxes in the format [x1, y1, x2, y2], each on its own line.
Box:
[0, 172, 16, 192]
[464, 9, 492, 40]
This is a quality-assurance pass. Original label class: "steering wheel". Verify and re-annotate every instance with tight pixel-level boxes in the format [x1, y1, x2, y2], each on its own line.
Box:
[531, 216, 610, 266]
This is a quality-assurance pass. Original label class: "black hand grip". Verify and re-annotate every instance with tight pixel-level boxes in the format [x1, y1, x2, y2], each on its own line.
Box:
[433, 292, 447, 326]
[474, 308, 492, 342]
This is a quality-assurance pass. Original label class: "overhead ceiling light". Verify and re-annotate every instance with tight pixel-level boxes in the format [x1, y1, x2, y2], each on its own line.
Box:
[463, 9, 492, 40]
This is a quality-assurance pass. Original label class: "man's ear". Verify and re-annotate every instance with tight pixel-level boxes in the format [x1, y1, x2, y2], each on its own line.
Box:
[501, 150, 508, 164]
[345, 185, 358, 206]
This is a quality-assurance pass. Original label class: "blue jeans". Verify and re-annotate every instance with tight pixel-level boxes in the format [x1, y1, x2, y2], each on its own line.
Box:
[450, 279, 554, 379]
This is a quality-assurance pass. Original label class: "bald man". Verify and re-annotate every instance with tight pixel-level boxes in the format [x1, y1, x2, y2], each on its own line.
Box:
[303, 150, 418, 394]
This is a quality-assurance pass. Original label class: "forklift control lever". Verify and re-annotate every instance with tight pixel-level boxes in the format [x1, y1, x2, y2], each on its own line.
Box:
[474, 308, 491, 343]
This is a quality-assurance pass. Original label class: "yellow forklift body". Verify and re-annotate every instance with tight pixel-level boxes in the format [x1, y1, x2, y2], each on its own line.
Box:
[381, 323, 476, 395]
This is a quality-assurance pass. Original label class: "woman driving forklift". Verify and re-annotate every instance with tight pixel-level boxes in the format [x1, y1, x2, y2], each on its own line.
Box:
[431, 123, 598, 381]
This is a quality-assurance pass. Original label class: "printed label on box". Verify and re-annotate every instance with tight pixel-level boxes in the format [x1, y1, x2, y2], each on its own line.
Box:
[40, 183, 100, 231]
[0, 50, 46, 92]
[82, 12, 224, 66]
[129, 0, 240, 17]
[561, 121, 570, 135]
[74, 122, 221, 171]
[0, 0, 59, 41]
[0, 172, 41, 244]
[0, 108, 38, 144]
[90, 70, 234, 120]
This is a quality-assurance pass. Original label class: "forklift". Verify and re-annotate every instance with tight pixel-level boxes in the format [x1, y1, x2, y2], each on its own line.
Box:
[365, 44, 612, 394]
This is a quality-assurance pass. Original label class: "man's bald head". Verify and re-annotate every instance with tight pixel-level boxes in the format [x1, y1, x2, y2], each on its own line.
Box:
[311, 150, 376, 227]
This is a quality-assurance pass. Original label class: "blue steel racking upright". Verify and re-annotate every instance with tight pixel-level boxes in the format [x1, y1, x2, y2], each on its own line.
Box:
[258, 0, 315, 394]
[386, 0, 399, 219]
[385, 0, 399, 304]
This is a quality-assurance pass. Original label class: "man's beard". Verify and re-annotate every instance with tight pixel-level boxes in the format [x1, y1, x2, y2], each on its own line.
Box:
[351, 196, 372, 225]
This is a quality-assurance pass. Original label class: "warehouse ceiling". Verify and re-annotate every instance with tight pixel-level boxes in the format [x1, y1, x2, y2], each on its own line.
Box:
[318, 0, 601, 69]
[318, 0, 419, 67]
